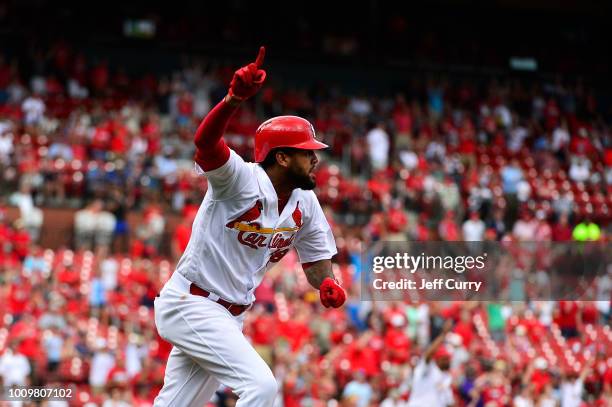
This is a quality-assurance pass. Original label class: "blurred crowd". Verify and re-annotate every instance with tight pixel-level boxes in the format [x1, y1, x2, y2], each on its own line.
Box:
[0, 247, 610, 406]
[0, 42, 610, 253]
[0, 41, 611, 406]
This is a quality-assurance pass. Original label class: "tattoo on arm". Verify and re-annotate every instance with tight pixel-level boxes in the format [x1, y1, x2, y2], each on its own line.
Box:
[302, 259, 334, 289]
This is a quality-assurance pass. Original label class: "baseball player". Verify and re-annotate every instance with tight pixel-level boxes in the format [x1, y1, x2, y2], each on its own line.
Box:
[153, 46, 346, 407]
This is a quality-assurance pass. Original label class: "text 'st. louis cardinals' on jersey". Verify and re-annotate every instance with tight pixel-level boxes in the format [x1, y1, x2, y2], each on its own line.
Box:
[176, 149, 337, 305]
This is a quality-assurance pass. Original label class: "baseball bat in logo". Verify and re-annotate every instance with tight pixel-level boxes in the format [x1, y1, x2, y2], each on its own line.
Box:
[226, 200, 263, 230]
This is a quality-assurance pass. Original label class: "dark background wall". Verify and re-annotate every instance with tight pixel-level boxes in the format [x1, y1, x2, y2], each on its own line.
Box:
[1, 0, 610, 81]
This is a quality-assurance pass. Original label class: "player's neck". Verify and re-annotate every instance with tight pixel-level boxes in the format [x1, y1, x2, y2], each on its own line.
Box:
[264, 167, 293, 201]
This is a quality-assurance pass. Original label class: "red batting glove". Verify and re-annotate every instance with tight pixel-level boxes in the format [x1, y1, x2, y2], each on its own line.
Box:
[319, 277, 346, 308]
[228, 46, 267, 102]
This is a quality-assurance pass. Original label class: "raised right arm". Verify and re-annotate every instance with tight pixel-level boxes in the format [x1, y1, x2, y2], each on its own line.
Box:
[193, 46, 266, 171]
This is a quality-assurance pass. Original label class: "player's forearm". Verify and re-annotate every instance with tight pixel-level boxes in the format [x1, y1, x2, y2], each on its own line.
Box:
[424, 320, 452, 361]
[194, 97, 238, 149]
[302, 259, 335, 289]
[424, 333, 444, 361]
[193, 97, 239, 170]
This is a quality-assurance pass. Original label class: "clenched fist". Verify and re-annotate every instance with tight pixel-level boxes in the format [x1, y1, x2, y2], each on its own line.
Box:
[319, 277, 346, 308]
[227, 46, 267, 102]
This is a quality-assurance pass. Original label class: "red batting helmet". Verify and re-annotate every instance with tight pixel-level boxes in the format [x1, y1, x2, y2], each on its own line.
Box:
[254, 116, 328, 162]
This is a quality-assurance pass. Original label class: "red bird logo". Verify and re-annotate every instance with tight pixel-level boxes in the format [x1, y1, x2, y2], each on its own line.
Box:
[226, 200, 263, 229]
[292, 201, 303, 228]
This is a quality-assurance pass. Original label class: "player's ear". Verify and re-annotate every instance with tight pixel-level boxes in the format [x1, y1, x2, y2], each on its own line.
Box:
[275, 150, 291, 168]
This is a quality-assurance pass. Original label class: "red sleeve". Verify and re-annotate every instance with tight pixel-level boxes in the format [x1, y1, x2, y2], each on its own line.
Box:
[193, 98, 238, 171]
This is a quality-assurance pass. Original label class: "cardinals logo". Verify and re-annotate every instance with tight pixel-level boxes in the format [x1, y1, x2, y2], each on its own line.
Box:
[227, 200, 303, 250]
[226, 200, 263, 230]
[292, 201, 302, 228]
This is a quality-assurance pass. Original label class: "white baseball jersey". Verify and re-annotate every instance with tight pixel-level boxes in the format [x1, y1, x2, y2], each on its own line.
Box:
[407, 359, 454, 407]
[176, 149, 337, 305]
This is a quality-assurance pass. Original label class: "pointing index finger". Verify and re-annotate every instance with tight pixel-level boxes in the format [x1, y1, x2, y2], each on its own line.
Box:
[254, 46, 265, 68]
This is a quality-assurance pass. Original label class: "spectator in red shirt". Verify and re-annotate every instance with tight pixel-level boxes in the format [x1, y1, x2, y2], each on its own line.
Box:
[8, 277, 32, 317]
[344, 332, 382, 377]
[107, 356, 130, 388]
[57, 264, 80, 287]
[555, 300, 580, 339]
[581, 302, 599, 325]
[473, 360, 511, 407]
[250, 305, 277, 347]
[552, 212, 573, 241]
[453, 309, 475, 349]
[176, 90, 194, 125]
[414, 213, 431, 241]
[518, 309, 546, 344]
[392, 94, 413, 150]
[569, 128, 595, 157]
[386, 201, 408, 238]
[12, 220, 31, 260]
[132, 384, 155, 407]
[171, 214, 193, 262]
[90, 61, 109, 95]
[253, 277, 276, 312]
[438, 210, 460, 241]
[384, 318, 410, 364]
[277, 308, 312, 352]
[9, 314, 40, 360]
[529, 358, 552, 394]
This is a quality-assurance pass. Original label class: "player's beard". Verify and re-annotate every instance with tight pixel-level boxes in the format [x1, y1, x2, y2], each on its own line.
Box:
[437, 358, 451, 371]
[288, 165, 316, 190]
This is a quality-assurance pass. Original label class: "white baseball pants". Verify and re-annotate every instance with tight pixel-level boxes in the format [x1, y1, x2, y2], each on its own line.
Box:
[153, 272, 278, 406]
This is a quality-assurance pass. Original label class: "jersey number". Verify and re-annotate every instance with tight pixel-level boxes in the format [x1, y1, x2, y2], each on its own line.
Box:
[268, 249, 290, 264]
